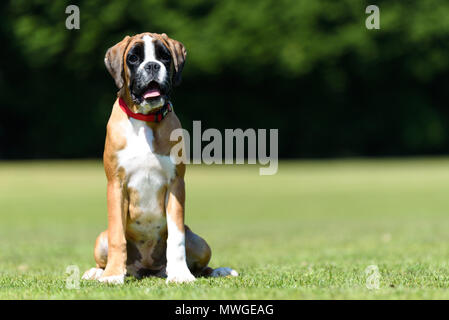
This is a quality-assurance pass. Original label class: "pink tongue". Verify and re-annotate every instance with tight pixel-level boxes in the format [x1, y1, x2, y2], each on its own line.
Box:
[143, 88, 161, 99]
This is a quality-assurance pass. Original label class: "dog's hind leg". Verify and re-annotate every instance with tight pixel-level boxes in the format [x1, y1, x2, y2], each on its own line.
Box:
[184, 226, 211, 276]
[185, 226, 238, 278]
[82, 230, 108, 280]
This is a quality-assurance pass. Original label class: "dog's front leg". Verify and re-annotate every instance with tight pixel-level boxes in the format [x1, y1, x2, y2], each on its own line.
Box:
[99, 179, 127, 284]
[165, 175, 196, 283]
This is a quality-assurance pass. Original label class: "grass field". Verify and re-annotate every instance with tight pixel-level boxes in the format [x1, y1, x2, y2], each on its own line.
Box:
[2, 159, 449, 299]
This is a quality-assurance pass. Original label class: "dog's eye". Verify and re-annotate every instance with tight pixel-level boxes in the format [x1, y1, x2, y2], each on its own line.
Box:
[128, 54, 139, 64]
[162, 52, 171, 61]
[158, 49, 171, 62]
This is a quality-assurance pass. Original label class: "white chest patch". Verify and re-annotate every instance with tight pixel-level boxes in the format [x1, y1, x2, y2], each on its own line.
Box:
[117, 118, 176, 218]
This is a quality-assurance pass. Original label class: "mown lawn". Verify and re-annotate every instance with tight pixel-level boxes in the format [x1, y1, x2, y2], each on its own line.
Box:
[1, 159, 449, 299]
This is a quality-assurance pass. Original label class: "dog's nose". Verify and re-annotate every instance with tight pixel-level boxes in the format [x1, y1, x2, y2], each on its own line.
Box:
[145, 62, 161, 72]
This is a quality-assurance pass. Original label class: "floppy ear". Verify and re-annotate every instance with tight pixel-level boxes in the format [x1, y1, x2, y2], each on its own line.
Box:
[160, 33, 187, 87]
[104, 35, 131, 89]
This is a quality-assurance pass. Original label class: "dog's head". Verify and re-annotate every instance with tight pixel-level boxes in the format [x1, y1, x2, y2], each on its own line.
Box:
[105, 32, 186, 112]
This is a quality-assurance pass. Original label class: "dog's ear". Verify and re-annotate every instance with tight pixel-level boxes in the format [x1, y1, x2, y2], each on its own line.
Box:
[160, 33, 187, 87]
[104, 35, 132, 89]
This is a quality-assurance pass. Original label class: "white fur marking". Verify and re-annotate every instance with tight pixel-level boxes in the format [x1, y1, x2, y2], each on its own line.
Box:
[99, 274, 125, 285]
[117, 118, 176, 222]
[141, 35, 167, 85]
[136, 35, 168, 112]
[165, 215, 195, 283]
[82, 267, 104, 280]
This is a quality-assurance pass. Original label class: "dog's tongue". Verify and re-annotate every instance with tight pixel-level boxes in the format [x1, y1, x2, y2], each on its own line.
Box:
[143, 88, 161, 99]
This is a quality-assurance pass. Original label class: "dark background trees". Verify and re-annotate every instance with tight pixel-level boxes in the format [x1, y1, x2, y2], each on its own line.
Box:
[1, 0, 448, 159]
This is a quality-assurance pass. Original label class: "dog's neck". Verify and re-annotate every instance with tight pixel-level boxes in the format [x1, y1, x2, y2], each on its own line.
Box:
[117, 93, 172, 124]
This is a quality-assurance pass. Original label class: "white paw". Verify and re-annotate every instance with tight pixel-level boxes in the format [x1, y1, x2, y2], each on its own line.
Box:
[98, 273, 125, 285]
[166, 268, 196, 284]
[82, 268, 104, 280]
[211, 267, 239, 277]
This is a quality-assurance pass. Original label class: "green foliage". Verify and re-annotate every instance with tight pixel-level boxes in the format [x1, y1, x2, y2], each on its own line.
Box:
[1, 0, 449, 158]
[6, 0, 449, 78]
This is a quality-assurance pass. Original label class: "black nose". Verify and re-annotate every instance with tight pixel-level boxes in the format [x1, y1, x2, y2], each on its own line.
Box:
[145, 62, 161, 72]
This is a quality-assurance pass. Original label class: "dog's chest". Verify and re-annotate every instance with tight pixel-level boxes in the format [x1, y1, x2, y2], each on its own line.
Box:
[117, 118, 175, 239]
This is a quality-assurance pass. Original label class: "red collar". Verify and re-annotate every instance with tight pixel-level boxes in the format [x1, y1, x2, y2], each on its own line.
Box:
[118, 97, 172, 122]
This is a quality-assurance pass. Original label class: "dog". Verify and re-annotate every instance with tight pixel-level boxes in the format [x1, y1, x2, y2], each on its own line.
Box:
[82, 32, 238, 284]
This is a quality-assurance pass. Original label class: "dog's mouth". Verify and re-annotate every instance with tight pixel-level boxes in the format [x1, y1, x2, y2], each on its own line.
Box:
[131, 79, 169, 106]
[142, 81, 161, 100]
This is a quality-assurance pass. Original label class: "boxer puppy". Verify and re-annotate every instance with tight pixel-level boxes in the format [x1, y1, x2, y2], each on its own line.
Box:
[82, 33, 238, 284]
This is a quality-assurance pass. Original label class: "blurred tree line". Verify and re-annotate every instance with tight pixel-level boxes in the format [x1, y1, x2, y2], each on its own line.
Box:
[1, 0, 449, 159]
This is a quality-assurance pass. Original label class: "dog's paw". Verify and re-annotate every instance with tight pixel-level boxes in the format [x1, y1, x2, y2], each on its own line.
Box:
[166, 268, 196, 284]
[98, 273, 125, 285]
[155, 267, 167, 278]
[211, 267, 239, 277]
[82, 268, 104, 280]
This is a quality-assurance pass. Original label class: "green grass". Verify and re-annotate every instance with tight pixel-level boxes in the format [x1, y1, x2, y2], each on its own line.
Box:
[2, 158, 449, 299]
